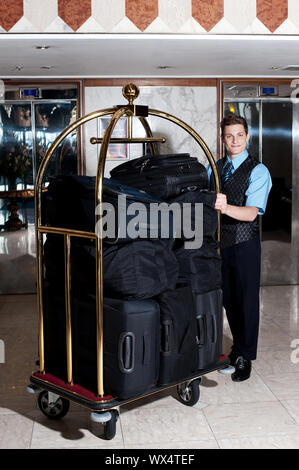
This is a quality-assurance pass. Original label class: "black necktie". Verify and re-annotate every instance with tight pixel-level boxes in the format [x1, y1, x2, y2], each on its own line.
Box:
[222, 160, 234, 184]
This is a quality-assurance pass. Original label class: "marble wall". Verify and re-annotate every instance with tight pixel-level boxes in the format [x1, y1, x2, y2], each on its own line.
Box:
[83, 85, 218, 177]
[0, 0, 298, 34]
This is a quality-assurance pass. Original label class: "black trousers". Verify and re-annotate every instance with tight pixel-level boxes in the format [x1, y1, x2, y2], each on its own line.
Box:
[221, 236, 261, 361]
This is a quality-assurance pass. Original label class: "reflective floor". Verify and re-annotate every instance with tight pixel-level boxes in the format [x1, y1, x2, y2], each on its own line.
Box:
[1, 285, 299, 449]
[0, 208, 36, 295]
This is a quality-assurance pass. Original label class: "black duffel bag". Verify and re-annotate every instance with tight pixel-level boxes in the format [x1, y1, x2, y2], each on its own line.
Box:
[174, 241, 222, 295]
[43, 236, 179, 300]
[168, 189, 218, 242]
[110, 153, 209, 200]
[42, 175, 175, 243]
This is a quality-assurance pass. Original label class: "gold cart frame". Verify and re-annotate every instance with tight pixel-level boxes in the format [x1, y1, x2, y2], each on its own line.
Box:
[34, 83, 221, 400]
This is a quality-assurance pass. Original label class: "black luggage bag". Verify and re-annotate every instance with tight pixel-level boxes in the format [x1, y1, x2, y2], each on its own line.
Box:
[43, 236, 178, 300]
[168, 190, 218, 241]
[42, 175, 175, 243]
[157, 287, 198, 386]
[194, 289, 223, 370]
[175, 241, 222, 295]
[43, 287, 161, 399]
[110, 153, 209, 200]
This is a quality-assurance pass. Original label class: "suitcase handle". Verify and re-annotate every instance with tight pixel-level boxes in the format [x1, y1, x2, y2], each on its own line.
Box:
[196, 315, 206, 346]
[211, 314, 217, 344]
[143, 333, 151, 365]
[118, 332, 135, 373]
[161, 320, 172, 354]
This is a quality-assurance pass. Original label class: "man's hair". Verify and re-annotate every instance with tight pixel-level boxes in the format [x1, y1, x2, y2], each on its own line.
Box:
[221, 115, 248, 136]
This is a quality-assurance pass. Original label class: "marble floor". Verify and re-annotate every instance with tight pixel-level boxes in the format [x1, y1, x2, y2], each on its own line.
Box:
[1, 285, 299, 449]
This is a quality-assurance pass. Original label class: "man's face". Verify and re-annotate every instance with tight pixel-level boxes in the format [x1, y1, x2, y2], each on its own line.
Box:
[222, 124, 249, 158]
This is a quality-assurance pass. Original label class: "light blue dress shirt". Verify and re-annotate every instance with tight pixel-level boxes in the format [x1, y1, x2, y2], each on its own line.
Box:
[207, 150, 272, 215]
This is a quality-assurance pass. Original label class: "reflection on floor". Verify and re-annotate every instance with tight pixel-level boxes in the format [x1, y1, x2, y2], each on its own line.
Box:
[261, 230, 295, 285]
[0, 208, 36, 294]
[1, 285, 299, 449]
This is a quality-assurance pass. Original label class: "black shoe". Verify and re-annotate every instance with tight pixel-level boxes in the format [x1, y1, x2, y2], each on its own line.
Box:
[231, 356, 252, 382]
[228, 346, 241, 366]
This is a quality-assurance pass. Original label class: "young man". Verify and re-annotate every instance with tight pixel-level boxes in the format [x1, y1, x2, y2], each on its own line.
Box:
[213, 115, 272, 381]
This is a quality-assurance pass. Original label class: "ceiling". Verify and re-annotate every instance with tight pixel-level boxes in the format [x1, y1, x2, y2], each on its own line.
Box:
[1, 33, 299, 78]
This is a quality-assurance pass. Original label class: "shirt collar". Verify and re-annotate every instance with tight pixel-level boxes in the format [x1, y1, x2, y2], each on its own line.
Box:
[227, 149, 248, 171]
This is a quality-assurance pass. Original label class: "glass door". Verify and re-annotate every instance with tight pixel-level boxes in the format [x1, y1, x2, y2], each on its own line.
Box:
[0, 94, 78, 294]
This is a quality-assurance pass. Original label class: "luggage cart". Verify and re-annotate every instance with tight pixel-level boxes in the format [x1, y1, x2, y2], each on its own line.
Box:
[27, 83, 230, 440]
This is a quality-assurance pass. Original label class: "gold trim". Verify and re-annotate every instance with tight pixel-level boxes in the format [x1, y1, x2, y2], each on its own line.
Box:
[95, 106, 129, 397]
[122, 83, 140, 104]
[36, 230, 45, 373]
[37, 225, 96, 239]
[138, 116, 158, 156]
[64, 234, 73, 385]
[90, 137, 166, 145]
[31, 376, 115, 405]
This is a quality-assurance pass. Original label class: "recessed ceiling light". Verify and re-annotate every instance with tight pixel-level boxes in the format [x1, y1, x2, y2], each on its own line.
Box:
[271, 66, 279, 70]
[157, 65, 174, 69]
[40, 65, 54, 69]
[36, 46, 50, 50]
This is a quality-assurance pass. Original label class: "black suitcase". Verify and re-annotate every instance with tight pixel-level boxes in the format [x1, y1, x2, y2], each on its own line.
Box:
[71, 294, 161, 399]
[194, 289, 223, 370]
[110, 153, 209, 200]
[157, 287, 198, 386]
[42, 175, 175, 242]
[43, 287, 161, 399]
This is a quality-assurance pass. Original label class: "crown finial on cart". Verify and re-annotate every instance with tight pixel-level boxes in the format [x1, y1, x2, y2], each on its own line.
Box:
[122, 83, 140, 105]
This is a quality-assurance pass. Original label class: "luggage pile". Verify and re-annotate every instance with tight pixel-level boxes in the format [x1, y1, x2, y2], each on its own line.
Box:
[42, 153, 223, 400]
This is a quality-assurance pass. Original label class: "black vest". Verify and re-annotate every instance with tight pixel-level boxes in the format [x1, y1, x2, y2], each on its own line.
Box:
[212, 155, 260, 249]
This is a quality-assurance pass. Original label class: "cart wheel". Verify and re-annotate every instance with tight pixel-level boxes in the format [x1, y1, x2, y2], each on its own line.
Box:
[177, 379, 200, 406]
[103, 409, 118, 440]
[38, 391, 70, 420]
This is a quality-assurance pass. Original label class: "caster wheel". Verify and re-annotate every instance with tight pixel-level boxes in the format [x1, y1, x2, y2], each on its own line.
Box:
[103, 409, 119, 440]
[38, 391, 70, 420]
[177, 379, 200, 407]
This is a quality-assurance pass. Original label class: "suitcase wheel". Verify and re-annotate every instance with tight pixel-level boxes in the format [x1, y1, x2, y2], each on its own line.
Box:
[37, 390, 70, 420]
[103, 409, 119, 440]
[176, 378, 201, 407]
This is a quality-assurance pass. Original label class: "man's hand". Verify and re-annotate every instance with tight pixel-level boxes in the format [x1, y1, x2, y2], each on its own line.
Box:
[214, 193, 228, 214]
[214, 193, 259, 222]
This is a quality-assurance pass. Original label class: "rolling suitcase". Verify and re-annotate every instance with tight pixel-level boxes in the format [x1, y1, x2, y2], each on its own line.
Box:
[110, 153, 209, 200]
[102, 297, 161, 399]
[157, 287, 198, 386]
[194, 289, 223, 370]
[71, 295, 161, 399]
[43, 287, 161, 400]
